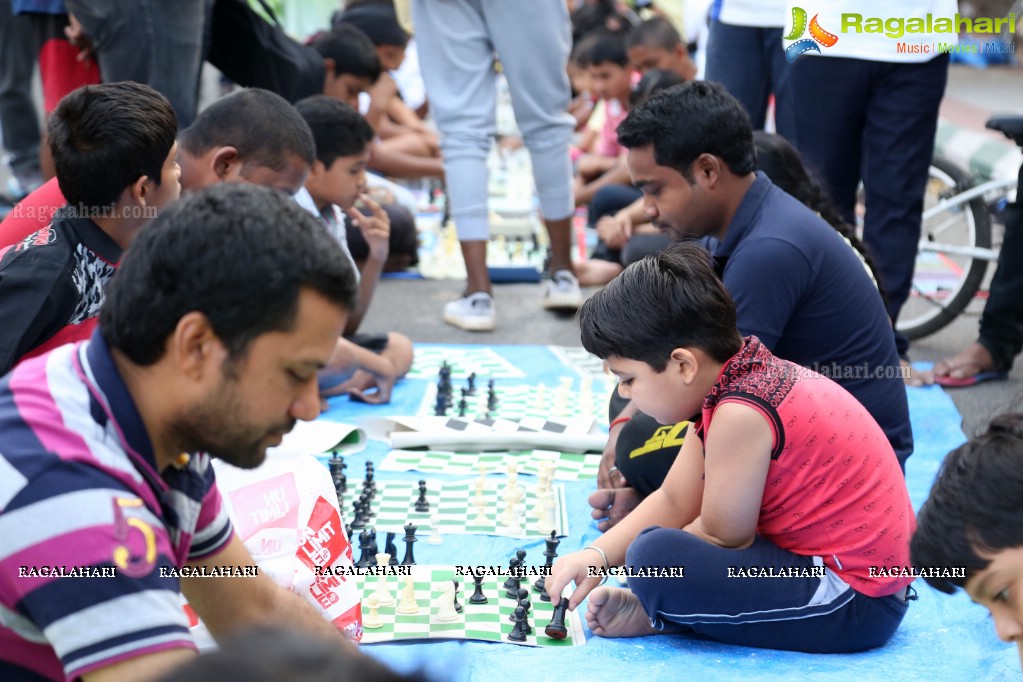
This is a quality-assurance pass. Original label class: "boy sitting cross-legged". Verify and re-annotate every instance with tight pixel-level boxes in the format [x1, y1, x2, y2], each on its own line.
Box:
[546, 241, 916, 653]
[294, 95, 413, 403]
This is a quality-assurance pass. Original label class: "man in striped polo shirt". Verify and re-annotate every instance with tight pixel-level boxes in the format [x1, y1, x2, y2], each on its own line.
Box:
[0, 184, 359, 681]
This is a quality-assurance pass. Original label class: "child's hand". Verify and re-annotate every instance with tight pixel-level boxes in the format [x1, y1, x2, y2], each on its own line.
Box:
[346, 194, 390, 262]
[368, 72, 399, 103]
[596, 214, 633, 250]
[547, 550, 605, 611]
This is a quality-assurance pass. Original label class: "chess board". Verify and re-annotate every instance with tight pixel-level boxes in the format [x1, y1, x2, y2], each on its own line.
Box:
[380, 449, 601, 481]
[407, 346, 525, 380]
[357, 565, 586, 647]
[343, 477, 569, 539]
[549, 346, 613, 380]
[418, 379, 612, 428]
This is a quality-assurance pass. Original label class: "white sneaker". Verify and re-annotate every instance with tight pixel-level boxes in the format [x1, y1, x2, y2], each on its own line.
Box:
[542, 270, 583, 311]
[443, 292, 496, 331]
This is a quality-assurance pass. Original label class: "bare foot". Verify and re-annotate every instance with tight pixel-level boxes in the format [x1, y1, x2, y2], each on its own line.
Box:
[933, 342, 995, 380]
[585, 587, 660, 638]
[588, 487, 643, 531]
[900, 358, 933, 387]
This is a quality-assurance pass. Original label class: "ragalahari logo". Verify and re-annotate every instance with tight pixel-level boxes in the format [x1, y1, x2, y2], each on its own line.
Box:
[785, 7, 839, 62]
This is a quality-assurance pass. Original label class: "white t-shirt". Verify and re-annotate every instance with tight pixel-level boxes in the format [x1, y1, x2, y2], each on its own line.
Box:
[718, 0, 786, 29]
[293, 186, 360, 282]
[784, 0, 959, 62]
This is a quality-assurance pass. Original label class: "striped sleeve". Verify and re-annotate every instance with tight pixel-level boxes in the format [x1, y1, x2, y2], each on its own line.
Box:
[0, 462, 195, 679]
[187, 472, 233, 561]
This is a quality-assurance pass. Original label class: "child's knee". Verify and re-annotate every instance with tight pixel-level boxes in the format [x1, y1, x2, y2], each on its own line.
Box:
[384, 332, 414, 377]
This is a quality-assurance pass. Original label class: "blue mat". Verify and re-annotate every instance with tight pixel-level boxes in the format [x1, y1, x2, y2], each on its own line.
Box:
[320, 345, 1019, 681]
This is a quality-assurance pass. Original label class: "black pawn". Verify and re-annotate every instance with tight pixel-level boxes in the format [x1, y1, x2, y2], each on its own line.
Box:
[469, 574, 488, 604]
[350, 501, 366, 529]
[466, 372, 477, 395]
[517, 598, 533, 635]
[458, 397, 468, 417]
[508, 606, 527, 642]
[367, 529, 378, 566]
[414, 480, 430, 512]
[502, 557, 520, 591]
[384, 532, 399, 565]
[400, 522, 417, 566]
[453, 579, 463, 613]
[509, 588, 528, 620]
[505, 574, 522, 600]
[545, 600, 569, 640]
[435, 393, 447, 416]
[356, 530, 373, 568]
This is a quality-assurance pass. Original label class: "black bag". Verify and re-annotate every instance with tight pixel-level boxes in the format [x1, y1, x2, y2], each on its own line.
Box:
[207, 0, 324, 103]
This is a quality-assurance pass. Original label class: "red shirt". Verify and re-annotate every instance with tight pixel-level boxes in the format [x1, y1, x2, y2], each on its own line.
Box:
[0, 177, 65, 248]
[695, 336, 915, 598]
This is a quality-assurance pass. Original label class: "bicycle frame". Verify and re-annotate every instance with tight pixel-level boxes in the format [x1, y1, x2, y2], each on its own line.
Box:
[918, 175, 1014, 262]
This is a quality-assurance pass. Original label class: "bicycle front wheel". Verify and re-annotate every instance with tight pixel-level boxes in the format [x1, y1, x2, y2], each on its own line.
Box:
[897, 155, 992, 340]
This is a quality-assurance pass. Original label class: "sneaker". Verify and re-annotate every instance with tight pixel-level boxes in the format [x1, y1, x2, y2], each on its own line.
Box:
[542, 269, 583, 311]
[443, 292, 496, 331]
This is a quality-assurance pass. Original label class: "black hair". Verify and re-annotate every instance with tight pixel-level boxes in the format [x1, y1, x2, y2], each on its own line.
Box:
[617, 81, 756, 182]
[579, 240, 743, 369]
[571, 31, 605, 69]
[753, 131, 887, 302]
[333, 1, 408, 47]
[101, 184, 358, 365]
[179, 88, 315, 172]
[156, 626, 431, 682]
[587, 33, 629, 68]
[630, 68, 684, 108]
[571, 2, 633, 44]
[626, 16, 683, 50]
[294, 96, 374, 168]
[312, 24, 382, 83]
[911, 413, 1023, 594]
[48, 82, 177, 209]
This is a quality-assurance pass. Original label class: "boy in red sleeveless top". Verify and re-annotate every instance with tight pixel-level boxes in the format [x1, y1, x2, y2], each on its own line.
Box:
[547, 241, 916, 652]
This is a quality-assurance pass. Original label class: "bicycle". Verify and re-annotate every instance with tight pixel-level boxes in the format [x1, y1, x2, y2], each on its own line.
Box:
[897, 114, 1023, 340]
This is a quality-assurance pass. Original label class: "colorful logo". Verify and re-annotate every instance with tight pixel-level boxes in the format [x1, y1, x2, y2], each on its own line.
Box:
[784, 7, 839, 62]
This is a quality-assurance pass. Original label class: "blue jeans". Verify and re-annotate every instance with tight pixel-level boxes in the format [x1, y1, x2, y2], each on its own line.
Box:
[64, 0, 209, 127]
[704, 21, 794, 141]
[790, 55, 949, 356]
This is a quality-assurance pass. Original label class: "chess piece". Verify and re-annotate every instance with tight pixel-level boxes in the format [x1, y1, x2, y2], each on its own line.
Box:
[385, 532, 399, 565]
[396, 575, 420, 614]
[372, 554, 395, 606]
[517, 598, 533, 635]
[329, 452, 347, 494]
[505, 573, 522, 599]
[427, 513, 443, 545]
[434, 581, 459, 622]
[472, 498, 488, 526]
[503, 557, 521, 591]
[400, 523, 417, 566]
[457, 394, 468, 417]
[367, 529, 379, 566]
[351, 500, 366, 529]
[469, 574, 488, 604]
[356, 530, 373, 569]
[536, 531, 560, 599]
[545, 599, 569, 640]
[414, 480, 430, 512]
[363, 594, 383, 629]
[507, 606, 527, 642]
[453, 579, 463, 613]
[466, 372, 477, 395]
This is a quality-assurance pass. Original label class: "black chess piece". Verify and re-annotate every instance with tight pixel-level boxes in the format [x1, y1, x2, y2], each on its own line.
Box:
[466, 372, 477, 395]
[414, 480, 430, 512]
[345, 523, 353, 541]
[351, 500, 366, 529]
[457, 396, 468, 417]
[453, 579, 463, 613]
[356, 530, 373, 568]
[469, 574, 488, 604]
[359, 492, 374, 518]
[502, 557, 520, 591]
[509, 588, 529, 621]
[504, 574, 522, 600]
[329, 452, 347, 494]
[435, 393, 447, 416]
[517, 598, 533, 635]
[367, 529, 378, 566]
[545, 600, 569, 640]
[536, 530, 560, 599]
[507, 606, 527, 642]
[400, 522, 417, 566]
[384, 532, 399, 565]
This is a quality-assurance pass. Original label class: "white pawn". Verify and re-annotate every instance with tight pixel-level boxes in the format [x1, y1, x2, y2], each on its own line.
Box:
[373, 554, 395, 607]
[363, 594, 383, 629]
[427, 513, 443, 545]
[473, 498, 489, 526]
[506, 460, 519, 492]
[396, 574, 420, 614]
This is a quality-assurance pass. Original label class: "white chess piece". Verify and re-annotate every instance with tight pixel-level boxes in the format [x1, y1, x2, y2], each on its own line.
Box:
[373, 554, 395, 607]
[363, 594, 384, 629]
[427, 513, 443, 545]
[396, 574, 420, 614]
[434, 581, 459, 622]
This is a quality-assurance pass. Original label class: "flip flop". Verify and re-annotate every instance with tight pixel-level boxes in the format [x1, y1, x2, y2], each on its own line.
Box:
[934, 370, 1009, 388]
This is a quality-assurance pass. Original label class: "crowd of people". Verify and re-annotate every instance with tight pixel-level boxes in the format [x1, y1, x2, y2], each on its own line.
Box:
[0, 0, 1021, 680]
